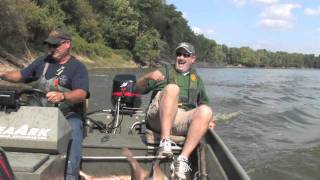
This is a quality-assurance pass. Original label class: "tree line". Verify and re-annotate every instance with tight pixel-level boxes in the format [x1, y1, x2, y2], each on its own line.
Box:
[0, 0, 319, 68]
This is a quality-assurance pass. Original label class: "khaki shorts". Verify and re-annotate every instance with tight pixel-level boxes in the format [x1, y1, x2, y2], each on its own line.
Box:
[146, 91, 195, 136]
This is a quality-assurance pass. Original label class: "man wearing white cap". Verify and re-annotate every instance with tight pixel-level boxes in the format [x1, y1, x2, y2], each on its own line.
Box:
[135, 42, 215, 179]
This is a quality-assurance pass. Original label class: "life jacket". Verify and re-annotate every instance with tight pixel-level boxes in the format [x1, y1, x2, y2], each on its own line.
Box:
[36, 62, 83, 116]
[156, 65, 200, 110]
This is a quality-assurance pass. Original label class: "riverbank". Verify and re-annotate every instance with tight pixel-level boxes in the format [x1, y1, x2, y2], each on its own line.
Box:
[0, 54, 139, 72]
[0, 53, 252, 74]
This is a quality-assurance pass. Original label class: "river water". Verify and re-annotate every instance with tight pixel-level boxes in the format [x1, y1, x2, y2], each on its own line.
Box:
[88, 68, 320, 180]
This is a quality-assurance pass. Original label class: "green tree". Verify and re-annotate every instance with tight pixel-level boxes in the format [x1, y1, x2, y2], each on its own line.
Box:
[60, 0, 103, 43]
[0, 0, 65, 53]
[133, 29, 165, 65]
[256, 49, 270, 67]
[97, 0, 140, 49]
[0, 0, 28, 52]
[227, 48, 241, 65]
[239, 47, 259, 67]
[304, 54, 316, 68]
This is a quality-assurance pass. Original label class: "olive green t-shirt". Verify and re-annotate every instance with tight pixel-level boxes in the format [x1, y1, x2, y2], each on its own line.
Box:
[144, 67, 209, 109]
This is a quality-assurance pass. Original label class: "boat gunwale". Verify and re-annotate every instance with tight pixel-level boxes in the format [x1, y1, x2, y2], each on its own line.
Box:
[206, 129, 251, 180]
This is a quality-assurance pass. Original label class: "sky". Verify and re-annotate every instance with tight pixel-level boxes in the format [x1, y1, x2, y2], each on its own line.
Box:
[166, 0, 320, 55]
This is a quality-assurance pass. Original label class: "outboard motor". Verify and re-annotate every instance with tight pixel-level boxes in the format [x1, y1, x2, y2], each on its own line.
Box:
[111, 74, 141, 108]
[110, 74, 141, 134]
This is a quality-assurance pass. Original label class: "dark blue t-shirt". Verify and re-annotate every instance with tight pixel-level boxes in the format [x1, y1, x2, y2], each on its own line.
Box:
[20, 54, 90, 97]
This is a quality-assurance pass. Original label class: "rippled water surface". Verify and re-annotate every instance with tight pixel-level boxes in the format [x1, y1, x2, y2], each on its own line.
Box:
[89, 68, 320, 180]
[201, 68, 320, 180]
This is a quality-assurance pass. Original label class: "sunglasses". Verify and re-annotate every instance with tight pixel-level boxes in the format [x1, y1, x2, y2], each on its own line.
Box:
[47, 44, 60, 49]
[47, 41, 67, 49]
[176, 52, 192, 58]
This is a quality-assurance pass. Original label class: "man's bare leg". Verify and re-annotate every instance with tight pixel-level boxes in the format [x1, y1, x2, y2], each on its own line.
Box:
[159, 84, 180, 139]
[180, 105, 213, 158]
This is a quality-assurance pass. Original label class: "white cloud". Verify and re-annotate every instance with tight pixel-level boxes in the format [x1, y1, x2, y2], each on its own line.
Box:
[254, 0, 278, 5]
[304, 7, 320, 16]
[258, 18, 293, 29]
[233, 0, 247, 7]
[261, 3, 301, 20]
[233, 0, 277, 7]
[258, 3, 301, 29]
[232, 1, 300, 30]
[192, 27, 215, 36]
[192, 27, 202, 35]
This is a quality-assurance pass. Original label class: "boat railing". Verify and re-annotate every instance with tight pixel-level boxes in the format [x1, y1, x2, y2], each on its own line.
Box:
[206, 129, 251, 180]
[82, 155, 167, 161]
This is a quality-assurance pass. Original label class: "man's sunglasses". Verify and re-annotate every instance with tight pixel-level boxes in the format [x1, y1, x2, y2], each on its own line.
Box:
[176, 52, 192, 58]
[47, 41, 67, 49]
[47, 43, 60, 49]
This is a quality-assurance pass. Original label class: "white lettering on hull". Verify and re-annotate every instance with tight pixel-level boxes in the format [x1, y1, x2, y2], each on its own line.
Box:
[0, 124, 51, 140]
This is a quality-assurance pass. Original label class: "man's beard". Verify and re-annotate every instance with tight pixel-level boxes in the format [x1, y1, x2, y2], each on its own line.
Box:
[52, 50, 69, 61]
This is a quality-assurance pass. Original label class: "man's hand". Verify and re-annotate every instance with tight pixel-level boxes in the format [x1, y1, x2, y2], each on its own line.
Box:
[209, 121, 216, 129]
[0, 71, 22, 83]
[46, 91, 65, 103]
[146, 70, 165, 82]
[134, 70, 165, 94]
[47, 89, 86, 104]
[79, 170, 93, 180]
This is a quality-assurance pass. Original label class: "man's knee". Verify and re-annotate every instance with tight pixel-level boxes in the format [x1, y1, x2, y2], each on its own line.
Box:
[195, 105, 213, 121]
[163, 84, 180, 96]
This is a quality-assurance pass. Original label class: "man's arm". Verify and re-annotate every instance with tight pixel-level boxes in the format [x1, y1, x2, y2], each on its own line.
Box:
[0, 71, 23, 83]
[135, 70, 165, 94]
[63, 89, 87, 103]
[134, 75, 150, 94]
[46, 89, 87, 104]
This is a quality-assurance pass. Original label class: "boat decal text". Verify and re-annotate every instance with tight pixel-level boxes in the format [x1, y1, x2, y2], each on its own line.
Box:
[0, 124, 51, 140]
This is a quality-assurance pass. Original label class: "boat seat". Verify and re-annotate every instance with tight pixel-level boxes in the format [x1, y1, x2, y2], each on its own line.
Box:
[145, 129, 185, 146]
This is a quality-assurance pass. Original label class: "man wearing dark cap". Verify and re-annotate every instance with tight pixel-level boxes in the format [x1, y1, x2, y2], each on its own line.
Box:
[0, 28, 89, 180]
[135, 42, 215, 179]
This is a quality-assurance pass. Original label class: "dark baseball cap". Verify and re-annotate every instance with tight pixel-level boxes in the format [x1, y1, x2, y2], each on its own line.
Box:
[44, 28, 72, 45]
[175, 42, 195, 54]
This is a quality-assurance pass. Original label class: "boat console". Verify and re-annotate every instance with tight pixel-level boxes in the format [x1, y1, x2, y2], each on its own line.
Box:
[0, 89, 72, 179]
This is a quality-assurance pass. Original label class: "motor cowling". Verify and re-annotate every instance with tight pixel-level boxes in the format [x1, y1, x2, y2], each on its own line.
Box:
[111, 74, 141, 108]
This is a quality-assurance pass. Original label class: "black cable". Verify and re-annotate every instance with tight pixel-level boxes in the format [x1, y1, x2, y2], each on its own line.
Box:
[85, 116, 107, 130]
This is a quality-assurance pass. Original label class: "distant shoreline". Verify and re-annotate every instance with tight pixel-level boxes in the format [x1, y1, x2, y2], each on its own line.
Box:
[0, 58, 312, 74]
